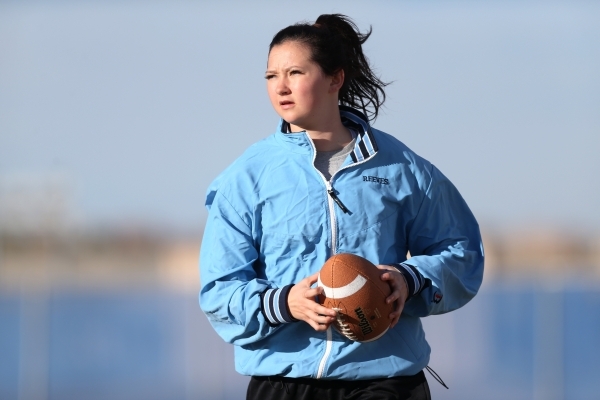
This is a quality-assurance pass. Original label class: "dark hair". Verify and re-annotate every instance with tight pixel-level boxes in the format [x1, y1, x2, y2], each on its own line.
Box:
[269, 14, 388, 121]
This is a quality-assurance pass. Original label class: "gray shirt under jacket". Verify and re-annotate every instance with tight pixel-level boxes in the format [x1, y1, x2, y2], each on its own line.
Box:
[314, 138, 356, 181]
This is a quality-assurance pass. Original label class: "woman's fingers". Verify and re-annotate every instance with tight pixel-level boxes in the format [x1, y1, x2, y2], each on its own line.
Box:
[376, 265, 409, 327]
[287, 273, 337, 329]
[303, 285, 323, 299]
[313, 302, 337, 318]
[382, 273, 400, 303]
[386, 291, 400, 305]
[297, 305, 335, 329]
[302, 294, 337, 319]
[311, 309, 336, 325]
[306, 318, 330, 331]
[305, 271, 320, 285]
[389, 299, 405, 328]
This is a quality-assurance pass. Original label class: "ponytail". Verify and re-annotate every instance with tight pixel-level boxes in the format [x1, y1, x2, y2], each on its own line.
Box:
[269, 14, 388, 121]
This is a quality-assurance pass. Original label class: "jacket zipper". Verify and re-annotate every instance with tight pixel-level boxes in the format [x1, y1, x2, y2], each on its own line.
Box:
[306, 132, 376, 379]
[307, 135, 338, 379]
[327, 188, 349, 214]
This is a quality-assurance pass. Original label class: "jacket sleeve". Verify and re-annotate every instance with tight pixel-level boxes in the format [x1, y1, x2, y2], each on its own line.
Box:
[199, 189, 294, 346]
[401, 164, 484, 317]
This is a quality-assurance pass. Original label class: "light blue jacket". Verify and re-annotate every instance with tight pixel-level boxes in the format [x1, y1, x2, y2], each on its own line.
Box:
[200, 106, 484, 380]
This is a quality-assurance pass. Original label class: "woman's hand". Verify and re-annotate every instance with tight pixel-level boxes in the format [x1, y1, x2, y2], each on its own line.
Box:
[288, 272, 337, 331]
[377, 265, 409, 328]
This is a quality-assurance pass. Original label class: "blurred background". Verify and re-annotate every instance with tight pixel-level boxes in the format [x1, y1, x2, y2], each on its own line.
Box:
[1, 0, 599, 399]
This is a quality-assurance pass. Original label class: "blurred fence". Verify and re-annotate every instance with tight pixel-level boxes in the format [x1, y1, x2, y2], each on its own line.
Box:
[1, 281, 600, 400]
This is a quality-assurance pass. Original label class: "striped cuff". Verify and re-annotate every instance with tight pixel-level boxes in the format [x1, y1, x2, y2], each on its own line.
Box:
[260, 284, 297, 326]
[392, 263, 426, 299]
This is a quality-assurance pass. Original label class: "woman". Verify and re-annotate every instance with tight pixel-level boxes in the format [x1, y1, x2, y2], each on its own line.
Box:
[200, 14, 484, 400]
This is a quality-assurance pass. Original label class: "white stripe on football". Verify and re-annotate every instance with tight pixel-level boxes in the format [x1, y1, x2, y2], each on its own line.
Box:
[318, 274, 367, 299]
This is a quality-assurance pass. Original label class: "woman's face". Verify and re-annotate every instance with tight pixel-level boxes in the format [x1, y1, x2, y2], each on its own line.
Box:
[266, 41, 341, 131]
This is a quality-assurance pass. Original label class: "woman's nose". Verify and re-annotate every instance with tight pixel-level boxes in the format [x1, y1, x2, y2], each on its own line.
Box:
[276, 78, 291, 95]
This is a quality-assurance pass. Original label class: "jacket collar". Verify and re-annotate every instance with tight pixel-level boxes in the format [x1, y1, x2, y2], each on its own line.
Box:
[339, 105, 378, 163]
[276, 106, 378, 162]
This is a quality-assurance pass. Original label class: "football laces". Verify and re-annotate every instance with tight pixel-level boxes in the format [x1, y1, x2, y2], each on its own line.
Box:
[333, 308, 358, 341]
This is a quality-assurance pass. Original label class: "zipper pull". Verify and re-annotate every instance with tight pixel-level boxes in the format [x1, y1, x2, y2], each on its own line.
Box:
[328, 188, 350, 214]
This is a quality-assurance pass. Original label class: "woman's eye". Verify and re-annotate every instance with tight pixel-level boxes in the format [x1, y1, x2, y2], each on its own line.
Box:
[265, 74, 275, 80]
[290, 70, 302, 75]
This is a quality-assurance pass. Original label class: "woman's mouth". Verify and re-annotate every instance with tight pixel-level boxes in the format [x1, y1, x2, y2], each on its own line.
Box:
[279, 100, 294, 110]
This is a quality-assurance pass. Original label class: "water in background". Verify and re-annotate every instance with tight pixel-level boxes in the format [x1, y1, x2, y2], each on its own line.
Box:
[1, 280, 599, 400]
[0, 192, 597, 398]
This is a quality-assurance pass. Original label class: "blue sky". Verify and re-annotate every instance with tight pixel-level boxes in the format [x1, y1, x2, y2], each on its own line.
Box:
[1, 1, 599, 234]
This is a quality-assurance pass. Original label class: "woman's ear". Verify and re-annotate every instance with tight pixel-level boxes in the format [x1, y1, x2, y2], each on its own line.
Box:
[329, 69, 345, 93]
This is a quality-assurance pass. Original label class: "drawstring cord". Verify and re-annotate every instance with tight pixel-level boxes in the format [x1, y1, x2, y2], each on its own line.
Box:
[425, 365, 449, 389]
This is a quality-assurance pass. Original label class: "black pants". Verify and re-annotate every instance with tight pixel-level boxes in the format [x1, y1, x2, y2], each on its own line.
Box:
[247, 371, 431, 400]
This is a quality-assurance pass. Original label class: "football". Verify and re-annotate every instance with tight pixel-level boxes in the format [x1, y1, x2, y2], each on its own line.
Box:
[317, 253, 393, 342]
